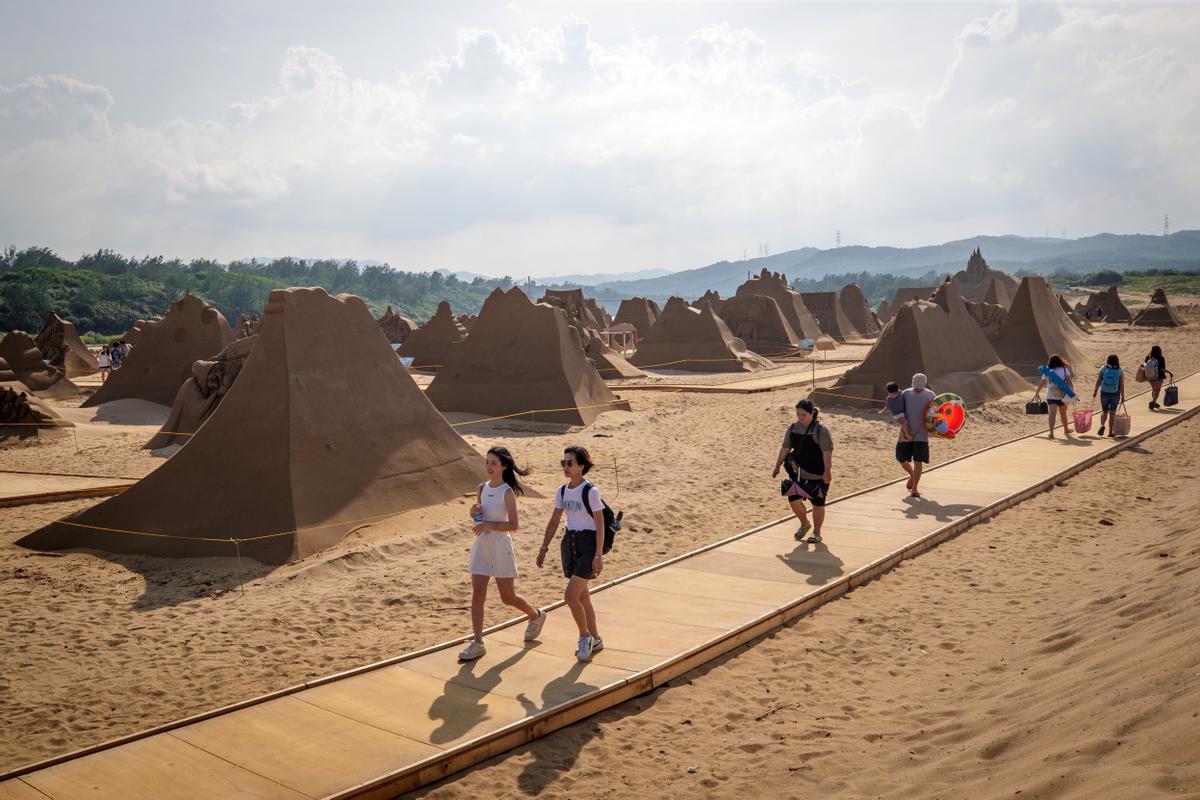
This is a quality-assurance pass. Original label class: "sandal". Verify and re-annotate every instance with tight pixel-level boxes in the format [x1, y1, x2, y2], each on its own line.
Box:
[794, 523, 811, 541]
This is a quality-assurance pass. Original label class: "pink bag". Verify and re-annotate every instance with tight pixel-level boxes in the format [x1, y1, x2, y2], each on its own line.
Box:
[1072, 407, 1093, 434]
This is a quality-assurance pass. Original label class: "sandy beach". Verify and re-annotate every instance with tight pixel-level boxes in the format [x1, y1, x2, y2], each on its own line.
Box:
[2, 312, 1198, 794]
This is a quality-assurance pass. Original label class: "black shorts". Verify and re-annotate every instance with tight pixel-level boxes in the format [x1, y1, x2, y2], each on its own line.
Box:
[1046, 398, 1065, 406]
[561, 529, 599, 580]
[1099, 392, 1120, 412]
[895, 441, 930, 464]
[784, 477, 829, 507]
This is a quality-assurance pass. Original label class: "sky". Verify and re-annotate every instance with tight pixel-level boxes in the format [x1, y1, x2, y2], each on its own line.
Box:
[1, 1, 1197, 278]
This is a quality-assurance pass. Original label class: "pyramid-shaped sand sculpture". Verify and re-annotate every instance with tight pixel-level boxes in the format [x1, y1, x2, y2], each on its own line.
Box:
[952, 248, 1020, 304]
[1058, 294, 1090, 333]
[377, 306, 417, 344]
[801, 291, 862, 341]
[1131, 288, 1186, 327]
[630, 296, 774, 373]
[1078, 286, 1133, 323]
[878, 287, 937, 322]
[839, 283, 881, 336]
[82, 293, 234, 408]
[735, 269, 822, 340]
[0, 332, 81, 399]
[426, 288, 630, 426]
[984, 277, 1012, 309]
[613, 297, 660, 339]
[991, 277, 1088, 377]
[35, 312, 98, 377]
[718, 294, 800, 355]
[539, 289, 608, 333]
[810, 290, 1030, 408]
[875, 298, 891, 321]
[22, 288, 484, 562]
[397, 301, 467, 368]
[585, 334, 646, 379]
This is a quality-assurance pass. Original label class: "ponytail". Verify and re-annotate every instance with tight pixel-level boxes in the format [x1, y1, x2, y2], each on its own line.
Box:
[794, 398, 819, 421]
[486, 446, 529, 496]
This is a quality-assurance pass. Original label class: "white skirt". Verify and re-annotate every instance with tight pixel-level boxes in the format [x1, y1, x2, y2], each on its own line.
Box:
[467, 532, 520, 578]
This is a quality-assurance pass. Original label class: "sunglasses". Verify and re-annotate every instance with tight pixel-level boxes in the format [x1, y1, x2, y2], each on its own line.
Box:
[559, 460, 578, 467]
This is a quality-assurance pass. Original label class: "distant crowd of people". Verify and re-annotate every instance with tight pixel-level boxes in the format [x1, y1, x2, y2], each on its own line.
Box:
[94, 340, 131, 383]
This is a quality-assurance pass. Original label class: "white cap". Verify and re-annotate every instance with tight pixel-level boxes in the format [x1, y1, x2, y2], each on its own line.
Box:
[912, 373, 928, 390]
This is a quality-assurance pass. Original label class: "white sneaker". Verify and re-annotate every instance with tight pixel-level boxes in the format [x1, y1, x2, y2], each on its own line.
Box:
[575, 635, 595, 662]
[524, 609, 547, 641]
[590, 637, 604, 653]
[458, 641, 486, 661]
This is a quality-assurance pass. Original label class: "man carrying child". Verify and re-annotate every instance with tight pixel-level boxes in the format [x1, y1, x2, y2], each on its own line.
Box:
[890, 373, 935, 498]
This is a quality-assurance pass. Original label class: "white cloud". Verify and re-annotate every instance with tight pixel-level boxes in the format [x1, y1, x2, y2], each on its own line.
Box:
[1, 4, 1198, 274]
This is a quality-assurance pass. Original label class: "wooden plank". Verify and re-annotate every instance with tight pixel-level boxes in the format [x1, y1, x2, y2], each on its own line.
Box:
[0, 781, 50, 800]
[171, 695, 440, 799]
[298, 664, 531, 750]
[588, 584, 776, 628]
[22, 735, 307, 800]
[681, 549, 849, 587]
[620, 567, 809, 606]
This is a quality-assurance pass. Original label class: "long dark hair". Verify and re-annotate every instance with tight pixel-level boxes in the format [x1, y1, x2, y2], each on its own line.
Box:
[563, 445, 594, 475]
[1146, 345, 1165, 370]
[1106, 354, 1120, 368]
[486, 446, 529, 495]
[1047, 354, 1068, 370]
[795, 398, 820, 421]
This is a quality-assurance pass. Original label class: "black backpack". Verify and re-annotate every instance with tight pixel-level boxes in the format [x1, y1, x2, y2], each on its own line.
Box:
[559, 480, 623, 554]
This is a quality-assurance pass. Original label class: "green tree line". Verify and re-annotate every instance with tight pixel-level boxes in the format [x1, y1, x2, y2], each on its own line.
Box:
[0, 246, 513, 336]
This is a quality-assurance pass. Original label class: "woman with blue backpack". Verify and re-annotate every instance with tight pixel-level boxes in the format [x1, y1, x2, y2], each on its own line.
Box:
[1092, 354, 1125, 437]
[538, 445, 607, 662]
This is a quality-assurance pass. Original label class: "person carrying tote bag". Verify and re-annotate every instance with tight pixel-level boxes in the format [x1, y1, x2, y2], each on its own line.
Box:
[1110, 401, 1132, 437]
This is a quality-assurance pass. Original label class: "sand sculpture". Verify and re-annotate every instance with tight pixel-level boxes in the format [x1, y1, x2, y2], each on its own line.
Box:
[1131, 288, 1186, 327]
[234, 313, 262, 340]
[119, 319, 152, 346]
[585, 333, 646, 379]
[964, 300, 1009, 338]
[22, 287, 484, 562]
[735, 269, 822, 340]
[1058, 294, 1091, 333]
[613, 297, 661, 339]
[875, 298, 891, 321]
[456, 314, 477, 332]
[0, 381, 71, 440]
[693, 290, 725, 315]
[984, 277, 1012, 309]
[397, 301, 468, 368]
[426, 287, 630, 426]
[991, 277, 1088, 377]
[1078, 286, 1133, 323]
[839, 283, 881, 336]
[630, 296, 774, 373]
[810, 289, 1029, 408]
[878, 287, 936, 322]
[82, 293, 235, 408]
[800, 291, 862, 341]
[376, 306, 416, 345]
[718, 294, 801, 355]
[952, 248, 1020, 303]
[35, 312, 98, 377]
[0, 331, 81, 399]
[539, 289, 607, 333]
[144, 334, 258, 450]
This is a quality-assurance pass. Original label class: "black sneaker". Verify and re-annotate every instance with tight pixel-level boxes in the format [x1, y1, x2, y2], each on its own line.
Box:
[1097, 425, 1105, 436]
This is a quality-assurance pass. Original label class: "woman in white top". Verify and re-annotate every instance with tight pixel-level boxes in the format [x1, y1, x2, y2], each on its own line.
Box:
[96, 347, 112, 382]
[1033, 353, 1074, 439]
[537, 445, 606, 662]
[458, 447, 547, 661]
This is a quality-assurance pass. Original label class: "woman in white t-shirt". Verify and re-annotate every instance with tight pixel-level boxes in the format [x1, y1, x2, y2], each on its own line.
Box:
[458, 447, 547, 662]
[537, 445, 606, 662]
[1033, 353, 1075, 439]
[96, 347, 112, 382]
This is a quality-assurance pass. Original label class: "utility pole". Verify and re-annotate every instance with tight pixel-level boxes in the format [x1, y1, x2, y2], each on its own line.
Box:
[836, 229, 841, 248]
[1163, 214, 1170, 236]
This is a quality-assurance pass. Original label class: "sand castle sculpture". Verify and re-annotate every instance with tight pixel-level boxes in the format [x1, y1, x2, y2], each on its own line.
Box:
[119, 318, 153, 346]
[426, 287, 630, 426]
[35, 312, 98, 377]
[613, 297, 661, 339]
[1078, 286, 1133, 323]
[735, 269, 822, 340]
[376, 306, 417, 345]
[630, 296, 774, 373]
[82, 293, 235, 408]
[800, 291, 862, 341]
[534, 289, 641, 377]
[952, 248, 1020, 304]
[456, 314, 477, 332]
[877, 287, 937, 323]
[144, 334, 258, 450]
[693, 290, 725, 315]
[22, 287, 484, 562]
[0, 381, 71, 440]
[0, 331, 81, 399]
[810, 286, 1029, 408]
[397, 301, 468, 368]
[839, 283, 881, 336]
[983, 277, 1012, 309]
[1131, 288, 1186, 327]
[718, 294, 801, 355]
[990, 277, 1088, 377]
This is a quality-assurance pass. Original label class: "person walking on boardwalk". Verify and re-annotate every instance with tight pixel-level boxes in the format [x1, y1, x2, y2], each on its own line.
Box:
[1033, 354, 1074, 439]
[1142, 345, 1173, 410]
[772, 398, 834, 543]
[537, 446, 606, 662]
[894, 373, 936, 497]
[458, 446, 547, 662]
[1092, 354, 1125, 437]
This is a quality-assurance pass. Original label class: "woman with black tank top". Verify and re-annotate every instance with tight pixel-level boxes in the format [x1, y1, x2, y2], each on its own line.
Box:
[772, 399, 834, 543]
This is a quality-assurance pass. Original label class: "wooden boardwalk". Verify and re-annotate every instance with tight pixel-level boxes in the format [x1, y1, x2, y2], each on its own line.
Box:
[0, 472, 133, 508]
[2, 374, 1197, 799]
[615, 361, 854, 394]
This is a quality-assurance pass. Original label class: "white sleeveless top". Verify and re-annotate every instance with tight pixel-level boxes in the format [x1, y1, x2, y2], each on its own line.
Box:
[479, 481, 513, 523]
